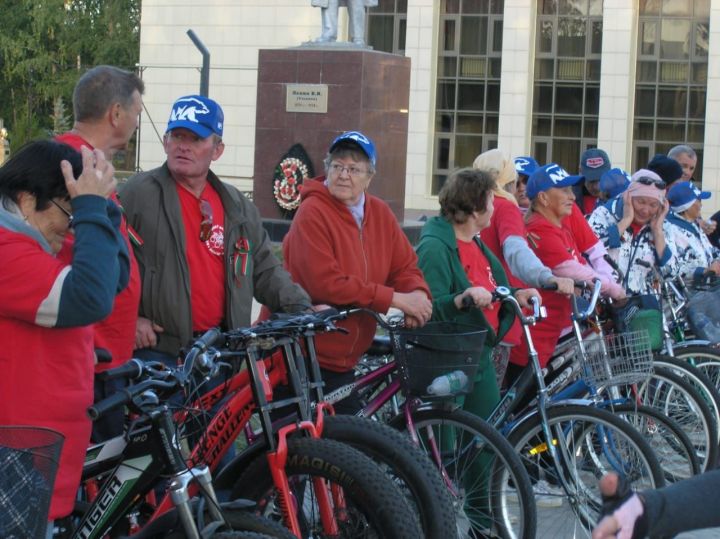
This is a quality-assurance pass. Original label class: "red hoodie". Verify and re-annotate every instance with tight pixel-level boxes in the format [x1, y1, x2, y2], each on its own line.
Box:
[282, 178, 430, 372]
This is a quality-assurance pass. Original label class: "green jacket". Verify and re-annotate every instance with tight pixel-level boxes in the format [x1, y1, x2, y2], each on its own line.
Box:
[415, 216, 515, 347]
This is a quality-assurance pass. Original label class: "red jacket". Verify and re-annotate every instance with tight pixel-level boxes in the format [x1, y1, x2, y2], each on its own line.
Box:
[0, 194, 127, 519]
[55, 133, 141, 369]
[283, 178, 430, 371]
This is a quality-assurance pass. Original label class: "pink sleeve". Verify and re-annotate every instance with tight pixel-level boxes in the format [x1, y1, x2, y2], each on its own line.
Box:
[553, 260, 625, 300]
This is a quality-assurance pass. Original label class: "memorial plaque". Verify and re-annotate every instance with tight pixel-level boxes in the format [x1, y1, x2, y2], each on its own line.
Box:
[286, 84, 328, 113]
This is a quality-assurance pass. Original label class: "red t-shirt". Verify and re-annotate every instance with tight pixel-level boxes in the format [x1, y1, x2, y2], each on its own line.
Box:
[457, 238, 500, 333]
[54, 132, 141, 370]
[176, 182, 226, 331]
[582, 195, 597, 216]
[480, 196, 527, 288]
[512, 212, 587, 367]
[563, 203, 598, 253]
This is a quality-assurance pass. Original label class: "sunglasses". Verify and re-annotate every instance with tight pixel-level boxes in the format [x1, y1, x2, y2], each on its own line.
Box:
[51, 199, 74, 227]
[635, 176, 666, 189]
[199, 198, 213, 242]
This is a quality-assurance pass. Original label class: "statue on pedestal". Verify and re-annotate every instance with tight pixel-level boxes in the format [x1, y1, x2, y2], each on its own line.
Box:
[310, 0, 378, 47]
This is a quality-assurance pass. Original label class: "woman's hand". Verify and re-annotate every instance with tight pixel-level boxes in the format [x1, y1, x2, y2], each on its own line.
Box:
[515, 288, 542, 309]
[707, 260, 720, 275]
[549, 276, 575, 296]
[650, 199, 670, 232]
[619, 190, 635, 231]
[455, 287, 493, 309]
[61, 146, 116, 199]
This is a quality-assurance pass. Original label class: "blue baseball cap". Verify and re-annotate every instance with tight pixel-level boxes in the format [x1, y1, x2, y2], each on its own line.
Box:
[329, 131, 377, 167]
[166, 95, 224, 138]
[526, 163, 582, 199]
[667, 181, 711, 213]
[580, 148, 611, 181]
[599, 168, 631, 198]
[514, 156, 539, 177]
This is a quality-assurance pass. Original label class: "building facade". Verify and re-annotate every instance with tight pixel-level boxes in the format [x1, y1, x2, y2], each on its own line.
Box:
[138, 0, 720, 214]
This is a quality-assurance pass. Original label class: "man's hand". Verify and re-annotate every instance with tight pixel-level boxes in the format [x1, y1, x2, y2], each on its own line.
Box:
[135, 316, 164, 349]
[515, 288, 541, 309]
[391, 290, 432, 327]
[549, 276, 575, 296]
[592, 473, 646, 539]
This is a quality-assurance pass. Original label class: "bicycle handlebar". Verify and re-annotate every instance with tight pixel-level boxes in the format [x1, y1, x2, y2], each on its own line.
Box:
[96, 358, 145, 382]
[88, 377, 179, 420]
[570, 278, 602, 322]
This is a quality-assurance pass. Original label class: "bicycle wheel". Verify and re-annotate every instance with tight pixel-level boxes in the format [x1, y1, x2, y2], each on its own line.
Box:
[635, 366, 718, 471]
[321, 414, 457, 539]
[653, 353, 720, 443]
[611, 403, 701, 482]
[230, 437, 422, 539]
[507, 404, 664, 538]
[166, 507, 297, 539]
[389, 407, 537, 539]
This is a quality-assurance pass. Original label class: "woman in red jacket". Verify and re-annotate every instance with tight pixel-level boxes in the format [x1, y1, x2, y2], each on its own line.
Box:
[0, 140, 128, 531]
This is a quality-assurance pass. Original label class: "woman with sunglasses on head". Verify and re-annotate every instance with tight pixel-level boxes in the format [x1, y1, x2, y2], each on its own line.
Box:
[0, 140, 128, 532]
[587, 169, 676, 296]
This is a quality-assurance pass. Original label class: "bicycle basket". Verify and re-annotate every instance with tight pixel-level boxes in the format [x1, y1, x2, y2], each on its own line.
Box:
[394, 322, 487, 398]
[580, 330, 654, 387]
[0, 426, 64, 539]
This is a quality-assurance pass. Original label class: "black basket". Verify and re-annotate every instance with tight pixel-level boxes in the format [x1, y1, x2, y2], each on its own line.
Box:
[394, 322, 487, 398]
[0, 426, 64, 539]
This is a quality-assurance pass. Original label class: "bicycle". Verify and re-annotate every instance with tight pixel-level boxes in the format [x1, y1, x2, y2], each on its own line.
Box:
[72, 327, 421, 538]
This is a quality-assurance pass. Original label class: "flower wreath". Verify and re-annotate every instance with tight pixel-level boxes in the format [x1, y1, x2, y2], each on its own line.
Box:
[273, 157, 309, 211]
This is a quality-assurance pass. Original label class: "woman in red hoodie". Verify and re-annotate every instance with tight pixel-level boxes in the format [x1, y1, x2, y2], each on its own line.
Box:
[282, 131, 432, 413]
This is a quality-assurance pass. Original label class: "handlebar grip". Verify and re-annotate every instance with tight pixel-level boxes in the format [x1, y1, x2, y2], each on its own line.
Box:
[95, 347, 112, 364]
[635, 259, 652, 269]
[88, 388, 134, 421]
[541, 283, 558, 291]
[193, 328, 223, 351]
[461, 295, 475, 309]
[96, 358, 143, 382]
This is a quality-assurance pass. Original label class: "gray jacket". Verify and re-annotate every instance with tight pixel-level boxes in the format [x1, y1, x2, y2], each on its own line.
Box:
[120, 163, 310, 356]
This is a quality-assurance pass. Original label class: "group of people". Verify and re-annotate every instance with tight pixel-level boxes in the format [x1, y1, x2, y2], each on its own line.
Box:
[1, 61, 719, 539]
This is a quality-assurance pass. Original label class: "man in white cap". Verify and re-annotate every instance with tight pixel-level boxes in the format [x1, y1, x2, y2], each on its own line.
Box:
[121, 95, 310, 362]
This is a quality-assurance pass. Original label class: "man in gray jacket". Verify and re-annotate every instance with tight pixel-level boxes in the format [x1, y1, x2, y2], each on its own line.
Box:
[121, 95, 310, 360]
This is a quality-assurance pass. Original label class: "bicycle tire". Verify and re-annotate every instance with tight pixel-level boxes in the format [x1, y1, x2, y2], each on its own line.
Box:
[653, 353, 720, 442]
[166, 507, 297, 539]
[507, 404, 664, 538]
[230, 437, 422, 539]
[611, 403, 701, 482]
[212, 533, 282, 539]
[636, 365, 718, 471]
[320, 414, 457, 539]
[388, 407, 537, 539]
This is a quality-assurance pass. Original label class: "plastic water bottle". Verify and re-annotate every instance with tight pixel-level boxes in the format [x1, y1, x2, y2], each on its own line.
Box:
[426, 370, 469, 396]
[690, 312, 720, 343]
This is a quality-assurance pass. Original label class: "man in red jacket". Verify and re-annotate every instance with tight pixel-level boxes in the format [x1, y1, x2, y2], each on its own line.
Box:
[282, 131, 432, 413]
[55, 65, 144, 441]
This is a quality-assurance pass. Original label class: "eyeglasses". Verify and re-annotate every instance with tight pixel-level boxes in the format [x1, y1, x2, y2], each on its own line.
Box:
[329, 163, 368, 178]
[51, 199, 74, 226]
[635, 176, 666, 189]
[199, 199, 213, 242]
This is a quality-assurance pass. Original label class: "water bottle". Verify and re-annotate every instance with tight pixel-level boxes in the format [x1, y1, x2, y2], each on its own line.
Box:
[690, 312, 720, 343]
[426, 370, 469, 396]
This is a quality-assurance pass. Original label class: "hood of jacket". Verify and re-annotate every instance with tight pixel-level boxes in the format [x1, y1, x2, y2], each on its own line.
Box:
[300, 177, 362, 227]
[419, 215, 457, 249]
[0, 200, 53, 253]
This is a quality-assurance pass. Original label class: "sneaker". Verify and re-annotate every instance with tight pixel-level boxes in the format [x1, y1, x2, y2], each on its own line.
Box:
[533, 479, 564, 508]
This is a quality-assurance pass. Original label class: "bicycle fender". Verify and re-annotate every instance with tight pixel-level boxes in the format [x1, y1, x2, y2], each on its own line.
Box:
[213, 440, 268, 490]
[672, 339, 713, 349]
[506, 400, 596, 435]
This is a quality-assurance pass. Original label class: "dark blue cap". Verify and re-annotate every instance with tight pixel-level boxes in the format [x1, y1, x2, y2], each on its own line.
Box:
[166, 95, 224, 138]
[526, 163, 582, 199]
[599, 168, 631, 198]
[329, 131, 377, 167]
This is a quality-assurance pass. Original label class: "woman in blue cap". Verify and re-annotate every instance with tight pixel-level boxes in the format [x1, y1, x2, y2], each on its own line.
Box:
[665, 181, 720, 283]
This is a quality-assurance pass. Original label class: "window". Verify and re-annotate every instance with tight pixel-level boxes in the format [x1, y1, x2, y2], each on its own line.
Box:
[531, 0, 602, 173]
[432, 0, 504, 194]
[633, 0, 709, 182]
[366, 0, 407, 54]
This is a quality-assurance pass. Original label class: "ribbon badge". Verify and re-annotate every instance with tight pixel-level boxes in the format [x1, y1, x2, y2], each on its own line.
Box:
[233, 237, 251, 285]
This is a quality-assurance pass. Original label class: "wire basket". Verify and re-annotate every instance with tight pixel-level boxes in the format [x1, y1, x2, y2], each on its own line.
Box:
[580, 330, 654, 387]
[0, 426, 64, 539]
[394, 322, 487, 398]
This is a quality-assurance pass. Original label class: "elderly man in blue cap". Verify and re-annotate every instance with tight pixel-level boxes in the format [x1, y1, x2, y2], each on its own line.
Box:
[120, 95, 310, 362]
